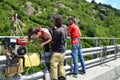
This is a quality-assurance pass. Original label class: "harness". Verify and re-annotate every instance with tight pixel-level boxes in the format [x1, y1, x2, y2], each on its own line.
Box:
[72, 38, 80, 41]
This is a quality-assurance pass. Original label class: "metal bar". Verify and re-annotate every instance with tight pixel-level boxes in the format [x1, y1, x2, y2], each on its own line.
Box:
[0, 36, 28, 38]
[94, 37, 98, 58]
[7, 71, 44, 80]
[1, 36, 120, 40]
[0, 56, 7, 64]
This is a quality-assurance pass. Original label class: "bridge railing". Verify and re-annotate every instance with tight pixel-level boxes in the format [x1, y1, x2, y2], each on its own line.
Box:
[0, 37, 120, 80]
[0, 45, 119, 80]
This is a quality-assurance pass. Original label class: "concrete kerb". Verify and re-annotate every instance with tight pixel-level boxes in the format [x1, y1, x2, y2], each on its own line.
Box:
[66, 58, 120, 80]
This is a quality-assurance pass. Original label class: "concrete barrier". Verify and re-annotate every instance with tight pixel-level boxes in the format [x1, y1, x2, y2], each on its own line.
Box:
[67, 57, 120, 80]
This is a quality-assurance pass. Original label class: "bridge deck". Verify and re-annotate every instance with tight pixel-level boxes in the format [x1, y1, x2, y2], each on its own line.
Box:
[66, 57, 120, 80]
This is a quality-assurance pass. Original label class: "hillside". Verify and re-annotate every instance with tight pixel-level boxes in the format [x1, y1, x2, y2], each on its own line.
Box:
[0, 0, 120, 52]
[1, 0, 120, 36]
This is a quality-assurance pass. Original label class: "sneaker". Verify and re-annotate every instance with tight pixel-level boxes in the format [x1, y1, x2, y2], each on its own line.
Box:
[79, 71, 86, 74]
[58, 76, 66, 80]
[72, 74, 78, 78]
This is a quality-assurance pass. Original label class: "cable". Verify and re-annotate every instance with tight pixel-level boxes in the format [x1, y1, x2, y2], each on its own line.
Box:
[25, 54, 34, 75]
[99, 39, 107, 65]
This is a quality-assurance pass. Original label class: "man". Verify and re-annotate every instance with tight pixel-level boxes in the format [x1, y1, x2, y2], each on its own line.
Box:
[68, 17, 86, 78]
[50, 15, 67, 80]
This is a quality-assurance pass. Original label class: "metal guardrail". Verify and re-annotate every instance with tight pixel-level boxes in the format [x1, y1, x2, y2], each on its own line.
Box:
[0, 36, 120, 79]
[0, 45, 120, 80]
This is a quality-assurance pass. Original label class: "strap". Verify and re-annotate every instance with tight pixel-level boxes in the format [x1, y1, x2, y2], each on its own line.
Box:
[72, 38, 80, 40]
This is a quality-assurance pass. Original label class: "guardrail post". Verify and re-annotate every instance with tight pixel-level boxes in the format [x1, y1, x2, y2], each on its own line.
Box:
[94, 37, 98, 58]
[114, 45, 119, 59]
[111, 38, 115, 45]
[103, 46, 107, 60]
[64, 43, 68, 66]
[0, 69, 2, 79]
[111, 38, 116, 55]
[0, 64, 6, 79]
[64, 60, 67, 66]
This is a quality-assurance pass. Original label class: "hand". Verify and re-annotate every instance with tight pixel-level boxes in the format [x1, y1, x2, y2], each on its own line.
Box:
[40, 43, 45, 48]
[8, 55, 13, 60]
[6, 53, 13, 60]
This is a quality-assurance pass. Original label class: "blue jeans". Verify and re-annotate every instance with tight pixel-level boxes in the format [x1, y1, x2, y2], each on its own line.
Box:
[72, 42, 86, 74]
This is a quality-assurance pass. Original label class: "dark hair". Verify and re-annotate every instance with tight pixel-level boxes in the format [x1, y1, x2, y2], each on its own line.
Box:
[68, 17, 75, 23]
[51, 16, 55, 22]
[28, 28, 39, 40]
[54, 15, 62, 28]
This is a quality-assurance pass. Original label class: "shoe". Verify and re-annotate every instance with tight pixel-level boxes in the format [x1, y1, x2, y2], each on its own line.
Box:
[79, 71, 86, 74]
[58, 76, 66, 80]
[72, 74, 78, 78]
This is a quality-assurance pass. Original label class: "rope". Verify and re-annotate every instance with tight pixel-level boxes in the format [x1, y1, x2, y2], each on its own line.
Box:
[11, 14, 24, 36]
[22, 54, 34, 80]
[99, 39, 107, 64]
[25, 54, 34, 75]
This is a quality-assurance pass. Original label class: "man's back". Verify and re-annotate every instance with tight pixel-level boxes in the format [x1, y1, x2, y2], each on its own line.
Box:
[52, 26, 67, 53]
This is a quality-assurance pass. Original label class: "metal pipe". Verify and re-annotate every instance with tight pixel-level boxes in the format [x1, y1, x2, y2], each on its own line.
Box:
[7, 71, 44, 80]
[0, 56, 7, 64]
[94, 37, 98, 58]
